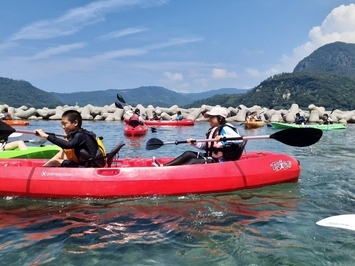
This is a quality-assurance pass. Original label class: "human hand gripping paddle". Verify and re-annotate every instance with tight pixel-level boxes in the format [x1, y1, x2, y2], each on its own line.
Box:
[8, 132, 48, 145]
[115, 93, 157, 133]
[0, 120, 66, 139]
[145, 128, 323, 150]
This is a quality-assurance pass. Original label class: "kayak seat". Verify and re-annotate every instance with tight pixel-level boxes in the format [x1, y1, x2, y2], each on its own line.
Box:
[128, 120, 140, 128]
[106, 142, 125, 167]
[234, 140, 247, 160]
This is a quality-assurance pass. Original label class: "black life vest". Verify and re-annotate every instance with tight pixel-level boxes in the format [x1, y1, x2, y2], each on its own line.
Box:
[205, 123, 242, 161]
[64, 129, 106, 168]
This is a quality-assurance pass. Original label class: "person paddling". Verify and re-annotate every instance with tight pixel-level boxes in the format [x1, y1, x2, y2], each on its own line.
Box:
[153, 107, 243, 166]
[35, 110, 106, 167]
[174, 111, 183, 121]
[129, 108, 145, 127]
[322, 113, 333, 124]
[0, 108, 12, 120]
[151, 111, 161, 121]
[295, 113, 306, 124]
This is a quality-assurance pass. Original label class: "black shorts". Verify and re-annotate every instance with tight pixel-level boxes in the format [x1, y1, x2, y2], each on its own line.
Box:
[61, 160, 85, 168]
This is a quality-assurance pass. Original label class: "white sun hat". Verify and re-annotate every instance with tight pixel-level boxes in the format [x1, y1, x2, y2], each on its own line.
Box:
[204, 107, 228, 118]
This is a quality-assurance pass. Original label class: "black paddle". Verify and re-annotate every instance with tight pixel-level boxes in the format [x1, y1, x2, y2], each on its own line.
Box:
[116, 93, 127, 104]
[115, 94, 157, 133]
[146, 128, 322, 150]
[0, 120, 66, 138]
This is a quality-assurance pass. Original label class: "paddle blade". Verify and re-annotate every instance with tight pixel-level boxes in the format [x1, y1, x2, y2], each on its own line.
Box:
[115, 102, 124, 109]
[146, 138, 164, 150]
[9, 132, 23, 138]
[116, 93, 127, 104]
[317, 214, 355, 231]
[0, 120, 16, 140]
[271, 128, 322, 147]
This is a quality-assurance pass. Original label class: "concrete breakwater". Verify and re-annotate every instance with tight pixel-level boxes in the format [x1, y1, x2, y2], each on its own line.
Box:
[0, 103, 353, 124]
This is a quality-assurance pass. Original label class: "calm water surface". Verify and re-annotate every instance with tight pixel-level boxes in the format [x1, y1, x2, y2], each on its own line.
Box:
[1, 121, 355, 265]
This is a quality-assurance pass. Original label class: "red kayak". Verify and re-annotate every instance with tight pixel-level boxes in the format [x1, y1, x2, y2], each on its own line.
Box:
[124, 124, 148, 136]
[0, 151, 300, 199]
[144, 119, 194, 126]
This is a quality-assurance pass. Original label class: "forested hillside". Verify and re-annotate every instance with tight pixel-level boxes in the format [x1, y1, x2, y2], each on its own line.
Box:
[0, 78, 63, 108]
[186, 41, 355, 109]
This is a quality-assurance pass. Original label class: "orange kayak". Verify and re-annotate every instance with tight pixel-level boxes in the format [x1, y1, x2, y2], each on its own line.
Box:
[2, 120, 29, 126]
[244, 120, 264, 129]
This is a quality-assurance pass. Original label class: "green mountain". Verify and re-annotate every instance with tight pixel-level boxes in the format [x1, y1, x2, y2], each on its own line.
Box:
[294, 41, 355, 78]
[51, 86, 195, 107]
[187, 41, 355, 110]
[0, 77, 64, 108]
[51, 87, 245, 107]
[181, 88, 247, 100]
[2, 41, 355, 109]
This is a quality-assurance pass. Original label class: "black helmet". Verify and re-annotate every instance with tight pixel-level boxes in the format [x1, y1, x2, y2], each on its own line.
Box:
[134, 108, 140, 115]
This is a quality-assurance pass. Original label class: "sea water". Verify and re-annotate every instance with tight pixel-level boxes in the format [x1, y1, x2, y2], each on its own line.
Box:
[1, 121, 354, 265]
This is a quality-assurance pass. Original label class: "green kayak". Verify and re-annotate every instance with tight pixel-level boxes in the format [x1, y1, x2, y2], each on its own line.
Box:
[270, 122, 346, 131]
[0, 145, 61, 159]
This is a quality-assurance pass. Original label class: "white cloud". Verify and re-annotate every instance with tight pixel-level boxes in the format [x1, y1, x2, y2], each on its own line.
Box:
[31, 43, 86, 60]
[280, 3, 355, 72]
[146, 37, 203, 50]
[194, 78, 208, 85]
[98, 26, 149, 40]
[93, 48, 147, 60]
[211, 68, 237, 79]
[8, 0, 167, 41]
[163, 72, 183, 82]
[245, 68, 260, 77]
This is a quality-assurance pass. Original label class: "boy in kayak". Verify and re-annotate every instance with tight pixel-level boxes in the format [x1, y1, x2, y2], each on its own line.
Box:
[35, 110, 106, 167]
[153, 107, 243, 166]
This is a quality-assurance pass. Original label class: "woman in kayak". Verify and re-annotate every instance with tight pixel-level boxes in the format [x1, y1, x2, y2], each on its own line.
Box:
[153, 107, 242, 166]
[174, 111, 183, 121]
[35, 110, 106, 167]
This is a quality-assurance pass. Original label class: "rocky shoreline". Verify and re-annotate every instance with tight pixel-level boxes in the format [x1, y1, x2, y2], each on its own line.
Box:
[1, 103, 353, 124]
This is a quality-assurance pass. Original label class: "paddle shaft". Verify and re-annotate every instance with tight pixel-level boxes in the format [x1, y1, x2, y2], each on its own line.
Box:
[15, 129, 66, 138]
[163, 136, 262, 145]
[146, 128, 323, 149]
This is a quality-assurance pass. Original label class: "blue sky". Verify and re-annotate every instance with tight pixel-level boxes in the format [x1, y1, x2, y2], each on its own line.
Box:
[1, 0, 355, 94]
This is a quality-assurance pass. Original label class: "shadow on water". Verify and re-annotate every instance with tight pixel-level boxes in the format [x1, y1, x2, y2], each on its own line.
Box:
[1, 184, 302, 265]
